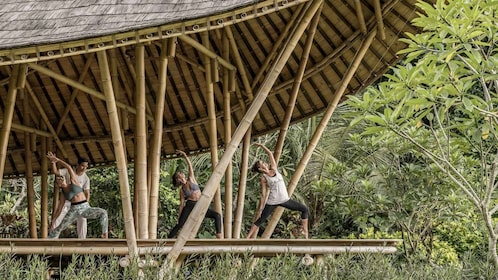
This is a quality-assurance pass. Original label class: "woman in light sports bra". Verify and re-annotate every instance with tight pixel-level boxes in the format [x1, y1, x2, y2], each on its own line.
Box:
[168, 150, 222, 239]
[47, 152, 108, 239]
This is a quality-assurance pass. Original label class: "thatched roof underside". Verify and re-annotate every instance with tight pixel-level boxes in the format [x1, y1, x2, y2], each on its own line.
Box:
[0, 0, 427, 177]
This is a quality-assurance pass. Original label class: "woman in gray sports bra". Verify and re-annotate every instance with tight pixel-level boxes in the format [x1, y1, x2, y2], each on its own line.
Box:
[168, 150, 222, 239]
[47, 152, 108, 239]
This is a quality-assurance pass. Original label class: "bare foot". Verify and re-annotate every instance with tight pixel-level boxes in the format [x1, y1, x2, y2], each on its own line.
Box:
[102, 232, 108, 239]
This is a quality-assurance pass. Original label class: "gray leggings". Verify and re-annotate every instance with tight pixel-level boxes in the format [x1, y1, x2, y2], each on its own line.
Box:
[254, 199, 309, 227]
[49, 202, 108, 238]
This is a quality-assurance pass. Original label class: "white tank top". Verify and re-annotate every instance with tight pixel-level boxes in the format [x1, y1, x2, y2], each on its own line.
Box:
[263, 170, 289, 205]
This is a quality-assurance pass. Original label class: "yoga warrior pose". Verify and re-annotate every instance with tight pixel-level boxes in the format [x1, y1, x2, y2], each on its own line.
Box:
[168, 150, 222, 239]
[247, 143, 309, 239]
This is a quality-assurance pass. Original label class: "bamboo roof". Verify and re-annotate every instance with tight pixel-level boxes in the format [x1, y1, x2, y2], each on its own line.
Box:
[0, 0, 429, 177]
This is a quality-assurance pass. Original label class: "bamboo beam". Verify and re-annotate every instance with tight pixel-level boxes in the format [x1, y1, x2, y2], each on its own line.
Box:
[164, 0, 324, 268]
[134, 44, 149, 239]
[224, 27, 253, 100]
[27, 63, 152, 121]
[222, 32, 233, 238]
[263, 29, 378, 239]
[373, 0, 386, 40]
[0, 238, 400, 256]
[55, 54, 95, 134]
[201, 32, 223, 229]
[274, 3, 322, 162]
[353, 0, 367, 34]
[25, 83, 69, 159]
[0, 120, 53, 138]
[0, 64, 20, 190]
[148, 39, 174, 239]
[96, 50, 137, 256]
[178, 35, 236, 71]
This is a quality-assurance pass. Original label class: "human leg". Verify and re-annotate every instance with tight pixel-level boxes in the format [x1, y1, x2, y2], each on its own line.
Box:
[78, 203, 108, 238]
[168, 200, 195, 238]
[279, 199, 309, 238]
[246, 204, 277, 239]
[76, 217, 87, 239]
[53, 201, 71, 229]
[205, 208, 222, 238]
[49, 207, 79, 238]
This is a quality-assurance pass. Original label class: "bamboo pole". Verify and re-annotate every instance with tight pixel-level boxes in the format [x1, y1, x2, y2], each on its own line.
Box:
[149, 39, 175, 239]
[233, 129, 251, 238]
[262, 29, 378, 239]
[40, 127, 48, 238]
[274, 3, 322, 162]
[134, 44, 149, 239]
[224, 27, 253, 100]
[25, 83, 68, 158]
[20, 64, 37, 238]
[110, 48, 129, 162]
[373, 0, 386, 40]
[222, 32, 233, 238]
[201, 32, 223, 228]
[164, 0, 324, 268]
[55, 54, 95, 134]
[27, 63, 152, 120]
[178, 35, 236, 71]
[353, 0, 367, 34]
[0, 120, 52, 137]
[97, 50, 137, 256]
[0, 64, 20, 190]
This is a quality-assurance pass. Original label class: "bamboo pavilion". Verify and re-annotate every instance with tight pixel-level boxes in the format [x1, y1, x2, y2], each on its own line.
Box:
[0, 0, 431, 265]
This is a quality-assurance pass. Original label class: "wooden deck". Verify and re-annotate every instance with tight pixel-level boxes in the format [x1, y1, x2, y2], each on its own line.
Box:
[0, 238, 401, 257]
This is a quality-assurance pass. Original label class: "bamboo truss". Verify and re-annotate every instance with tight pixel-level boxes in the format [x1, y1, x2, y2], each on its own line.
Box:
[0, 0, 427, 268]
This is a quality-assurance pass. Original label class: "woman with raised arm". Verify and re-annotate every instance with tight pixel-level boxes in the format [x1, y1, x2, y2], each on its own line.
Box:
[168, 150, 222, 239]
[246, 143, 309, 239]
[47, 151, 108, 239]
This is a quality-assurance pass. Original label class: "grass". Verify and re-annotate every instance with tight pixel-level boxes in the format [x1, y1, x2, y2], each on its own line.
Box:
[0, 252, 495, 280]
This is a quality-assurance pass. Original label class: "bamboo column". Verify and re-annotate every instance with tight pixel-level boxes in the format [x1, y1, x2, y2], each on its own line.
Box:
[233, 129, 251, 238]
[134, 44, 149, 239]
[262, 29, 378, 238]
[19, 64, 37, 238]
[149, 38, 175, 239]
[202, 32, 223, 226]
[0, 64, 20, 190]
[97, 50, 137, 255]
[40, 126, 49, 238]
[274, 3, 322, 162]
[164, 0, 324, 267]
[221, 32, 233, 238]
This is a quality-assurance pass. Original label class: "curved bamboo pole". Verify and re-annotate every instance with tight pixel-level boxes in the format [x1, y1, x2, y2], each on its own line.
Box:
[163, 0, 324, 269]
[0, 64, 20, 190]
[274, 3, 322, 162]
[149, 38, 175, 239]
[134, 44, 149, 239]
[97, 50, 137, 256]
[262, 28, 378, 239]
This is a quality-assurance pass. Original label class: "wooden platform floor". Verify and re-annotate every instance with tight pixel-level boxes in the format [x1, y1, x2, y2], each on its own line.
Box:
[0, 238, 401, 257]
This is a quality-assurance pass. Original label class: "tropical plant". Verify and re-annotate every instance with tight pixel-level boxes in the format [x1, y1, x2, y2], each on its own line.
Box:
[346, 0, 498, 268]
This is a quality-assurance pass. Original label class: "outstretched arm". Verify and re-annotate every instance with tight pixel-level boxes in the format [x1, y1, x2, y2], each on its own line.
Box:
[177, 150, 197, 184]
[254, 143, 277, 170]
[47, 152, 78, 185]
